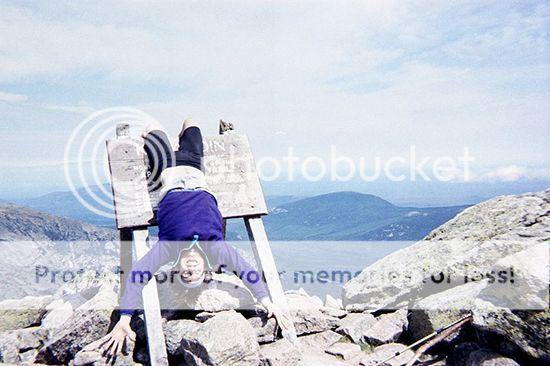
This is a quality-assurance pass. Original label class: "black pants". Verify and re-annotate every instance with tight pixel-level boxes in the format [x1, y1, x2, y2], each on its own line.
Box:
[143, 127, 203, 190]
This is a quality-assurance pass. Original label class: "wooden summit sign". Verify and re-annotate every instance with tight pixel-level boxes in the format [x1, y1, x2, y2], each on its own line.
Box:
[106, 129, 268, 229]
[106, 123, 299, 366]
[203, 134, 268, 219]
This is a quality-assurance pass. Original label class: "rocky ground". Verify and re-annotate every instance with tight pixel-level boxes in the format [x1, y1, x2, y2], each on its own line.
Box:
[0, 189, 548, 365]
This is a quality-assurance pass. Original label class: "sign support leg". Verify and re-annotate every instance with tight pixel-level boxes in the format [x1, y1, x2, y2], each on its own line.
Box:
[131, 229, 169, 366]
[244, 216, 299, 346]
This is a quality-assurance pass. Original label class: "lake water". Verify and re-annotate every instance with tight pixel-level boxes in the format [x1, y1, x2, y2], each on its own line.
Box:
[231, 241, 413, 300]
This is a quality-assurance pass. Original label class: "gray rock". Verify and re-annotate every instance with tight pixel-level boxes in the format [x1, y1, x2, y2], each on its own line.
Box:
[283, 288, 323, 306]
[163, 319, 199, 356]
[293, 308, 340, 336]
[16, 326, 46, 351]
[165, 310, 259, 366]
[285, 291, 340, 335]
[299, 331, 357, 366]
[259, 338, 302, 366]
[320, 306, 348, 319]
[359, 343, 414, 366]
[343, 190, 550, 312]
[465, 349, 520, 366]
[53, 270, 118, 300]
[298, 330, 343, 352]
[0, 327, 47, 364]
[285, 291, 324, 311]
[0, 296, 52, 332]
[454, 342, 481, 366]
[336, 313, 377, 343]
[247, 313, 277, 344]
[408, 306, 471, 342]
[158, 272, 256, 312]
[300, 352, 359, 366]
[343, 190, 550, 362]
[325, 294, 343, 310]
[41, 296, 87, 331]
[362, 309, 408, 346]
[194, 288, 244, 312]
[73, 338, 136, 366]
[18, 349, 37, 364]
[0, 332, 19, 364]
[34, 285, 118, 364]
[325, 342, 362, 361]
[473, 307, 550, 361]
[194, 312, 216, 323]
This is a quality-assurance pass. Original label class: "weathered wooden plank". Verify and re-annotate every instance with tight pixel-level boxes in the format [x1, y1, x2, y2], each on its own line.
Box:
[132, 229, 169, 366]
[106, 136, 155, 229]
[203, 134, 268, 219]
[107, 131, 268, 229]
[245, 216, 300, 347]
[118, 229, 133, 298]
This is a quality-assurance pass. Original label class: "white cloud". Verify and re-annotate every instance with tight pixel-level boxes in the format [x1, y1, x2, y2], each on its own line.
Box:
[480, 165, 550, 182]
[45, 103, 96, 115]
[0, 1, 548, 183]
[482, 165, 526, 182]
[0, 91, 27, 103]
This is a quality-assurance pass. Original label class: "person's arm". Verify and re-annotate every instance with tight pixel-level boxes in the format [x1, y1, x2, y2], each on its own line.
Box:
[207, 240, 268, 299]
[207, 241, 292, 331]
[96, 239, 175, 356]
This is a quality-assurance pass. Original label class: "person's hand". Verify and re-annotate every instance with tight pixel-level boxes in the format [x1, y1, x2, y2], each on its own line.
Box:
[260, 298, 292, 332]
[93, 315, 136, 357]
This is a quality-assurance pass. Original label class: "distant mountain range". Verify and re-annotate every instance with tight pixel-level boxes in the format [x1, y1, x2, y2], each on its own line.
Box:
[10, 186, 308, 229]
[5, 187, 469, 241]
[227, 191, 469, 241]
[13, 185, 115, 227]
[0, 203, 117, 242]
[0, 203, 119, 299]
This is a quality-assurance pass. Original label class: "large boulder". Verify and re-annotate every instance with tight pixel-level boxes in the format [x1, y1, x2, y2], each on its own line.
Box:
[34, 273, 118, 364]
[343, 190, 550, 311]
[325, 342, 362, 361]
[297, 331, 360, 366]
[465, 349, 520, 366]
[343, 190, 550, 362]
[0, 296, 52, 332]
[259, 338, 302, 366]
[297, 330, 343, 352]
[163, 319, 199, 357]
[0, 332, 19, 364]
[473, 307, 550, 362]
[73, 338, 138, 366]
[41, 270, 120, 332]
[158, 272, 256, 313]
[362, 309, 408, 346]
[359, 343, 414, 366]
[0, 327, 46, 364]
[335, 313, 376, 343]
[247, 312, 278, 344]
[285, 291, 340, 336]
[164, 310, 260, 366]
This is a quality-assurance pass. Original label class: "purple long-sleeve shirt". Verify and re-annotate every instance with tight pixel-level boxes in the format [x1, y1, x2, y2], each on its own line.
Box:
[119, 190, 268, 315]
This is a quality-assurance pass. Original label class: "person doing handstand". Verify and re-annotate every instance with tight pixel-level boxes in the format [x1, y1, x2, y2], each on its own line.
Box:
[98, 118, 290, 356]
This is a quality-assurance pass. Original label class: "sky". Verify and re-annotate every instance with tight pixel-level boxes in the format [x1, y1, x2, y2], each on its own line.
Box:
[0, 1, 549, 204]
